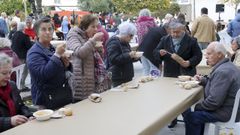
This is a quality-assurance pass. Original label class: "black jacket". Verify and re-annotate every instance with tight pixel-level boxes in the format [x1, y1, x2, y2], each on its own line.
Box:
[153, 34, 202, 77]
[106, 36, 134, 82]
[138, 26, 168, 67]
[11, 31, 33, 59]
[0, 81, 32, 132]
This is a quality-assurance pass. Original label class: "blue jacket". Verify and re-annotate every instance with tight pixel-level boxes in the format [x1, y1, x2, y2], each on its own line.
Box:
[27, 41, 68, 106]
[227, 14, 240, 38]
[61, 20, 69, 34]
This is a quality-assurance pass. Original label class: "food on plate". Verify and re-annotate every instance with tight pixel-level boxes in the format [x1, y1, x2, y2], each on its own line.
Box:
[139, 76, 154, 83]
[89, 93, 102, 103]
[176, 80, 200, 90]
[59, 108, 73, 116]
[184, 83, 192, 90]
[33, 109, 54, 121]
[178, 75, 191, 82]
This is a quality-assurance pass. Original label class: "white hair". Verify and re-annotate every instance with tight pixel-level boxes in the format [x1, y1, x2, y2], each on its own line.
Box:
[139, 9, 151, 17]
[17, 22, 26, 31]
[0, 53, 12, 68]
[165, 13, 173, 19]
[118, 22, 137, 36]
[0, 38, 11, 48]
[168, 19, 185, 29]
[212, 41, 227, 55]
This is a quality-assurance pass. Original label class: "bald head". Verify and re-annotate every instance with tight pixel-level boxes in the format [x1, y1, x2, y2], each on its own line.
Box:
[206, 42, 226, 66]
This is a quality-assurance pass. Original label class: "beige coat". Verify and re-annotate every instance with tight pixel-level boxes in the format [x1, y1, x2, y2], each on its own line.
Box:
[233, 49, 240, 67]
[191, 14, 216, 43]
[66, 27, 96, 101]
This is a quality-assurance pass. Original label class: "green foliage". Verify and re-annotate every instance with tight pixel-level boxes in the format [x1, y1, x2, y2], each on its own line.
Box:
[153, 3, 180, 19]
[221, 0, 240, 13]
[78, 0, 115, 13]
[0, 0, 31, 15]
[112, 0, 170, 14]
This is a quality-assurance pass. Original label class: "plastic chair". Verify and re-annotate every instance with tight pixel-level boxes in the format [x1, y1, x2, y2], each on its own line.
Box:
[11, 64, 25, 90]
[204, 89, 240, 135]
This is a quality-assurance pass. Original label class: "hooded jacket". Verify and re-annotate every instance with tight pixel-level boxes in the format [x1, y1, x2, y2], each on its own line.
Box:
[136, 16, 156, 44]
[227, 14, 240, 38]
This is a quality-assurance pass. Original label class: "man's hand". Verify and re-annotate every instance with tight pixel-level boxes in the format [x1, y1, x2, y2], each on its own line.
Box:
[180, 60, 190, 68]
[159, 49, 167, 56]
[11, 115, 28, 127]
[61, 55, 70, 68]
[194, 74, 203, 81]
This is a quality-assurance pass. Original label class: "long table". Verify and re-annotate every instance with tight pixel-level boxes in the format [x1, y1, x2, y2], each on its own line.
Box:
[2, 77, 203, 135]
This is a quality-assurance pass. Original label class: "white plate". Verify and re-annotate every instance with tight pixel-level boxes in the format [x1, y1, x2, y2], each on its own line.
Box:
[51, 111, 65, 119]
[33, 109, 54, 121]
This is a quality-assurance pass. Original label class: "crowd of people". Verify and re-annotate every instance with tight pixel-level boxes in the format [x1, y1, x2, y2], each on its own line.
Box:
[0, 7, 239, 135]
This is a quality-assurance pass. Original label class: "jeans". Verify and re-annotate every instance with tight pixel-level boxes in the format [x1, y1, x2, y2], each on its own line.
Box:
[141, 56, 160, 76]
[63, 33, 67, 40]
[183, 108, 219, 135]
[198, 42, 209, 50]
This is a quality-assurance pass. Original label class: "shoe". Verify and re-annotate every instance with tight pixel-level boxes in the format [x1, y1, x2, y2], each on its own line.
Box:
[168, 118, 177, 128]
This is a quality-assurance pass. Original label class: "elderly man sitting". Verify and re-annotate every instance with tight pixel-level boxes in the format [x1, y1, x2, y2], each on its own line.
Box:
[183, 41, 240, 135]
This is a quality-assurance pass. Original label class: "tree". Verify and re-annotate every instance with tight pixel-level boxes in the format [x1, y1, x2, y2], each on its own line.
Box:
[78, 0, 115, 13]
[112, 0, 170, 14]
[221, 0, 240, 14]
[0, 0, 30, 15]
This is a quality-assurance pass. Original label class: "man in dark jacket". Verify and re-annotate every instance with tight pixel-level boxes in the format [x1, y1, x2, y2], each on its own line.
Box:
[11, 22, 33, 90]
[183, 42, 240, 135]
[153, 19, 202, 128]
[153, 19, 202, 77]
[138, 24, 168, 76]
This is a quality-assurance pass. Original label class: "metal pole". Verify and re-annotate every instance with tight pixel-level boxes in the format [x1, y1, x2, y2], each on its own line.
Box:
[193, 0, 196, 20]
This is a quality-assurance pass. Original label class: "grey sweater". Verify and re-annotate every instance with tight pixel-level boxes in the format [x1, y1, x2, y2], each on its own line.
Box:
[197, 58, 240, 122]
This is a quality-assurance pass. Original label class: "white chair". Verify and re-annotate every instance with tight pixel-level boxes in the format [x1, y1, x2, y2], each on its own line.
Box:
[11, 64, 25, 90]
[204, 89, 240, 135]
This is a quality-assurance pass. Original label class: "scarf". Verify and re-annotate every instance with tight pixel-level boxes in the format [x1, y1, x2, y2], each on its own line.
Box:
[94, 51, 110, 92]
[0, 82, 16, 116]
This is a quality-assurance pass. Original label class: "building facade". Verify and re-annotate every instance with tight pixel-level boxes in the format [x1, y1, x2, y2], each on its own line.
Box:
[178, 0, 238, 22]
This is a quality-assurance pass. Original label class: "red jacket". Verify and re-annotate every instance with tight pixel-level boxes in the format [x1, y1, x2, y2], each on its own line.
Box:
[24, 28, 35, 40]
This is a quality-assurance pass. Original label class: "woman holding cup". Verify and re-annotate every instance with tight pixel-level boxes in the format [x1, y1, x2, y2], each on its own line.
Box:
[106, 22, 137, 87]
[27, 17, 73, 109]
[66, 14, 111, 102]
